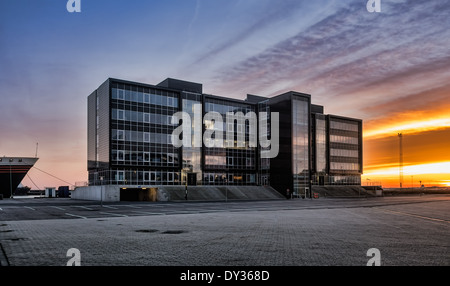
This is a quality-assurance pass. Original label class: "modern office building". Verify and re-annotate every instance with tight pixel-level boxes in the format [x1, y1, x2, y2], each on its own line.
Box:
[311, 111, 363, 187]
[86, 78, 362, 200]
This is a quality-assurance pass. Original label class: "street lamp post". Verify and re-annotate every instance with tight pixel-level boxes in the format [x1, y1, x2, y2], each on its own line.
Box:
[9, 160, 13, 199]
[100, 176, 104, 207]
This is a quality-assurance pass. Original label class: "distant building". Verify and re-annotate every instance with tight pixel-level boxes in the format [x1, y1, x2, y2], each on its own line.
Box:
[87, 78, 363, 199]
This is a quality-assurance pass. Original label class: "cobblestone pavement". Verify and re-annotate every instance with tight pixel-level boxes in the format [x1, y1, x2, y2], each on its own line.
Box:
[0, 196, 449, 266]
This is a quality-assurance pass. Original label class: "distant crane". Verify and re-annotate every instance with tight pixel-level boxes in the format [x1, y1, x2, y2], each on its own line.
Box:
[398, 133, 403, 188]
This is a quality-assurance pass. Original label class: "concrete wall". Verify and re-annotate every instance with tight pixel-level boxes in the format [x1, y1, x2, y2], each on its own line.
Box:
[71, 186, 120, 202]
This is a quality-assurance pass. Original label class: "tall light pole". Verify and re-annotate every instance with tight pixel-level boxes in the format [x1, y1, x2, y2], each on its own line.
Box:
[398, 133, 403, 188]
[100, 176, 104, 207]
[9, 160, 13, 199]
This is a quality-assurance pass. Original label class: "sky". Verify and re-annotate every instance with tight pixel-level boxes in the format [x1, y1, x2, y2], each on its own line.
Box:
[1, 0, 449, 189]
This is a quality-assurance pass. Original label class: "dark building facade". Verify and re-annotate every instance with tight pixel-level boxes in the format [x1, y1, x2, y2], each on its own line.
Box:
[88, 78, 363, 198]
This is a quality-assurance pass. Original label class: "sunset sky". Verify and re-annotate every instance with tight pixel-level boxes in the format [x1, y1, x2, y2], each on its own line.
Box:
[1, 0, 449, 189]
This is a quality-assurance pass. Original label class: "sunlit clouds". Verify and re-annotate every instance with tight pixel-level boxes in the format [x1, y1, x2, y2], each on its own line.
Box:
[1, 0, 449, 188]
[364, 117, 450, 139]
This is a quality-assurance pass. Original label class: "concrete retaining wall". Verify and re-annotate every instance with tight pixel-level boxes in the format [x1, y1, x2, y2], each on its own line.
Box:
[159, 185, 284, 201]
[71, 186, 120, 202]
[71, 185, 284, 202]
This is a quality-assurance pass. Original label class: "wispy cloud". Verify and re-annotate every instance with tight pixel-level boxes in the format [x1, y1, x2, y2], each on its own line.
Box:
[1, 0, 449, 188]
[206, 1, 450, 109]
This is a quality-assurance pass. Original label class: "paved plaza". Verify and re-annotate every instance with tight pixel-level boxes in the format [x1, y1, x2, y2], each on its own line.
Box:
[0, 195, 449, 267]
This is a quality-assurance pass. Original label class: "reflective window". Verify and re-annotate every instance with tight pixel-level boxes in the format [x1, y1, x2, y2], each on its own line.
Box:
[330, 135, 359, 145]
[315, 117, 326, 173]
[330, 121, 359, 132]
[117, 151, 124, 161]
[292, 98, 309, 194]
[205, 155, 226, 166]
[330, 149, 358, 158]
[330, 162, 360, 171]
[143, 132, 150, 142]
[112, 88, 178, 108]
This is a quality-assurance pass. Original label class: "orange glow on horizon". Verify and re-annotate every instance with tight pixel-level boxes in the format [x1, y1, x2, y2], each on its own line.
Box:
[364, 162, 450, 176]
[364, 116, 450, 139]
[363, 105, 450, 189]
[363, 162, 450, 188]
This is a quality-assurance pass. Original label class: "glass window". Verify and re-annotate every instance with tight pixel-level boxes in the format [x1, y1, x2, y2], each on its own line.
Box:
[111, 88, 117, 99]
[117, 130, 125, 141]
[143, 152, 150, 162]
[143, 93, 150, 103]
[118, 89, 125, 100]
[144, 113, 150, 123]
[118, 110, 125, 120]
[144, 132, 150, 142]
[117, 151, 125, 161]
[330, 121, 359, 132]
[292, 98, 309, 194]
[116, 171, 125, 181]
[315, 118, 327, 173]
[205, 155, 226, 166]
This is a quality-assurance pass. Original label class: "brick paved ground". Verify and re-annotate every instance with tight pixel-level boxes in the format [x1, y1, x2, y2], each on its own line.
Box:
[1, 200, 448, 266]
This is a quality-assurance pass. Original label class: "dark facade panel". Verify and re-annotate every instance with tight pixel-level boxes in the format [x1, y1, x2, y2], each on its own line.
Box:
[157, 78, 203, 94]
[326, 115, 363, 180]
[311, 104, 324, 114]
[97, 79, 111, 168]
[268, 92, 310, 197]
[87, 90, 97, 170]
[245, 94, 268, 104]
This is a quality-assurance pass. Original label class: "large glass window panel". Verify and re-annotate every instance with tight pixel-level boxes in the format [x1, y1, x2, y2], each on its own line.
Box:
[117, 151, 125, 161]
[144, 113, 150, 123]
[117, 130, 125, 141]
[144, 132, 150, 142]
[292, 98, 309, 195]
[143, 152, 150, 162]
[315, 117, 326, 173]
[118, 89, 125, 100]
[118, 110, 125, 120]
[116, 171, 125, 182]
[330, 121, 358, 132]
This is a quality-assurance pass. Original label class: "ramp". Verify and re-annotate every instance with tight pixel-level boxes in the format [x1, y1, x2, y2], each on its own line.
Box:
[311, 186, 376, 198]
[158, 186, 285, 201]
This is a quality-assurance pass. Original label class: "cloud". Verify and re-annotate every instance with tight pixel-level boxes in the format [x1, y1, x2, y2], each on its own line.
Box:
[206, 0, 450, 107]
